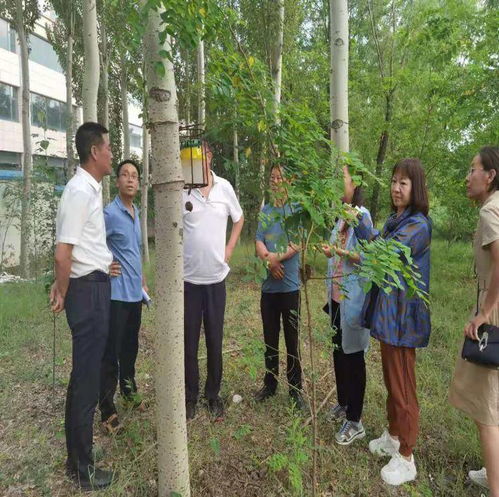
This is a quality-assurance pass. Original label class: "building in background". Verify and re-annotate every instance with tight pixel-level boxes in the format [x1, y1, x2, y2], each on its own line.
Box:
[0, 8, 144, 269]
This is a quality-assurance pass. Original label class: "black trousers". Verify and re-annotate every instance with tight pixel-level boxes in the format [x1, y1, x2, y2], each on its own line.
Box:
[184, 280, 226, 403]
[330, 299, 366, 422]
[64, 272, 110, 470]
[261, 291, 302, 393]
[99, 300, 142, 421]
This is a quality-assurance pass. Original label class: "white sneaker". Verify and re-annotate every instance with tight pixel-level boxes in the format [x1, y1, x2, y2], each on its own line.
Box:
[469, 467, 488, 489]
[369, 429, 400, 457]
[381, 452, 417, 486]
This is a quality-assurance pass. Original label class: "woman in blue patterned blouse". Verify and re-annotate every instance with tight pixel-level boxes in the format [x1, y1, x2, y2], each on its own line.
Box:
[354, 158, 432, 487]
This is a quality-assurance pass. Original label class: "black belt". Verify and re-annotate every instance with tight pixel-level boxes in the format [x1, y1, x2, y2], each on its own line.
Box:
[77, 270, 109, 282]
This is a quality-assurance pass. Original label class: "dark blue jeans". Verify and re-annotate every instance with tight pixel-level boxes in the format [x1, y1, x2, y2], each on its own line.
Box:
[64, 272, 110, 470]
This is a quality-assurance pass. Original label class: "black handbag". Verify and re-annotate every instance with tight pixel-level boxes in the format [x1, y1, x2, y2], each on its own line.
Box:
[461, 284, 499, 369]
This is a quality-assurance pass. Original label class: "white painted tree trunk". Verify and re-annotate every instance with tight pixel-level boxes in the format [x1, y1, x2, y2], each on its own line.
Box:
[330, 0, 349, 152]
[16, 0, 32, 278]
[65, 25, 74, 179]
[82, 0, 99, 122]
[143, 6, 190, 497]
[99, 21, 110, 203]
[141, 122, 150, 264]
[197, 39, 205, 127]
[121, 66, 130, 158]
[233, 124, 240, 199]
[271, 0, 284, 123]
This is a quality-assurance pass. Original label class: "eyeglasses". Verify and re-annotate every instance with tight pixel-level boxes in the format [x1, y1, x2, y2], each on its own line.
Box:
[119, 173, 139, 180]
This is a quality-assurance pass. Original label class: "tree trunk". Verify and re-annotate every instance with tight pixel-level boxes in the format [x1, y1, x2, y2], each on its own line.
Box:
[270, 0, 284, 123]
[233, 124, 240, 199]
[16, 0, 32, 278]
[82, 0, 99, 121]
[141, 122, 150, 264]
[65, 25, 74, 180]
[197, 39, 205, 127]
[143, 6, 190, 496]
[121, 66, 130, 158]
[369, 89, 394, 223]
[330, 0, 349, 153]
[185, 66, 191, 126]
[182, 47, 191, 125]
[99, 21, 110, 203]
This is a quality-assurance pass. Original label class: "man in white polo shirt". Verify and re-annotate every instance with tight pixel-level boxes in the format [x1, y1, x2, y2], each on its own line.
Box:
[50, 122, 116, 491]
[183, 143, 244, 420]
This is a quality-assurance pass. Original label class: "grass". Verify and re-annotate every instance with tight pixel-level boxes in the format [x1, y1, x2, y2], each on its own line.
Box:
[0, 238, 487, 496]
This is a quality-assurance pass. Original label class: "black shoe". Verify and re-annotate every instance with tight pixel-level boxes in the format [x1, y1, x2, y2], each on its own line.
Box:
[208, 396, 224, 420]
[289, 390, 307, 411]
[66, 463, 114, 491]
[254, 385, 276, 402]
[186, 400, 197, 420]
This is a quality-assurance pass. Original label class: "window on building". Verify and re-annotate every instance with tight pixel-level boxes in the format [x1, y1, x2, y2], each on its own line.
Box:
[31, 93, 67, 132]
[0, 82, 19, 122]
[29, 34, 62, 73]
[0, 151, 21, 170]
[129, 124, 143, 149]
[0, 18, 16, 53]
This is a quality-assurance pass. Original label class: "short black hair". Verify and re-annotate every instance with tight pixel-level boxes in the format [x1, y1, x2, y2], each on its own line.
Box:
[75, 122, 109, 164]
[391, 158, 429, 216]
[479, 146, 499, 192]
[116, 159, 141, 179]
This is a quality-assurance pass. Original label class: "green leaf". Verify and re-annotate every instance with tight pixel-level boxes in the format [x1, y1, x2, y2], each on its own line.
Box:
[209, 437, 221, 457]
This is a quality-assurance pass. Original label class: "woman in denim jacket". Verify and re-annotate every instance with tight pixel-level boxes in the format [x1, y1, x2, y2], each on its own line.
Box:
[322, 167, 372, 446]
[354, 158, 431, 487]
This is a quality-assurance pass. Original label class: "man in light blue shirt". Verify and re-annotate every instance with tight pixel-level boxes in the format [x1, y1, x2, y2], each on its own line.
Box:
[99, 159, 147, 432]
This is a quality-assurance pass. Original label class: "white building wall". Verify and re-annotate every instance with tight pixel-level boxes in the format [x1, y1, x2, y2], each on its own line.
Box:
[0, 9, 144, 269]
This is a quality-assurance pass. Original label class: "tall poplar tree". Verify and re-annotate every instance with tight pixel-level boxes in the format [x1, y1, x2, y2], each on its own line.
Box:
[82, 0, 99, 121]
[143, 3, 190, 495]
[330, 0, 349, 152]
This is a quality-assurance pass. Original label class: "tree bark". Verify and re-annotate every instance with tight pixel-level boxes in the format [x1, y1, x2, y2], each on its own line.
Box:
[186, 59, 191, 125]
[99, 20, 110, 203]
[270, 0, 284, 123]
[141, 122, 150, 264]
[330, 0, 349, 153]
[233, 124, 240, 199]
[65, 21, 74, 180]
[197, 39, 205, 127]
[369, 89, 394, 223]
[121, 65, 130, 158]
[82, 0, 99, 121]
[16, 0, 32, 278]
[143, 5, 190, 496]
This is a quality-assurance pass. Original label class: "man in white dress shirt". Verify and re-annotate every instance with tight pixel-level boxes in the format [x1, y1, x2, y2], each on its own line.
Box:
[183, 143, 244, 421]
[50, 122, 116, 491]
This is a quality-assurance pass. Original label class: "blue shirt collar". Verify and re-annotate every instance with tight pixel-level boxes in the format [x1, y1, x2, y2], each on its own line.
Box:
[114, 195, 137, 217]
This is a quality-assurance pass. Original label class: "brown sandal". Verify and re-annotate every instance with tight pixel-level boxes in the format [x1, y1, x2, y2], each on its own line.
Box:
[102, 414, 123, 435]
